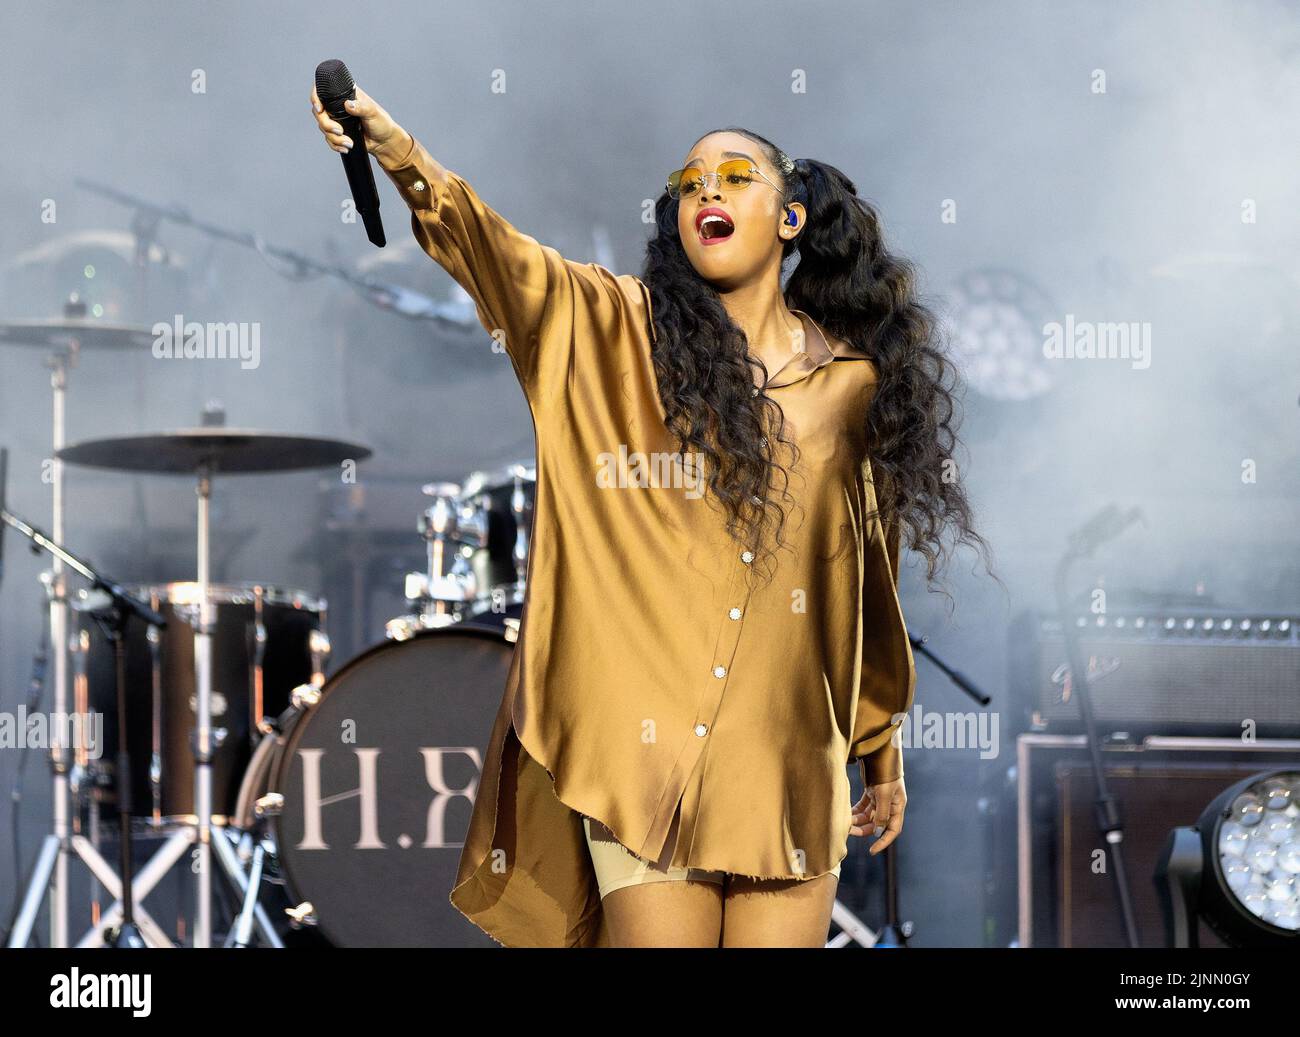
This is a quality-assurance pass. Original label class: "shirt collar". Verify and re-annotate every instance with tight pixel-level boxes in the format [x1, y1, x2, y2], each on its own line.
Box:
[761, 308, 868, 389]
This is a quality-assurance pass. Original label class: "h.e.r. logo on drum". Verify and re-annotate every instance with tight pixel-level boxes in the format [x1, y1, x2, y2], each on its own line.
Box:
[291, 746, 482, 850]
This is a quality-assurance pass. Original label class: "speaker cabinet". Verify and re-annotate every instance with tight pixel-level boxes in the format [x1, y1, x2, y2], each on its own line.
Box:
[1016, 734, 1300, 947]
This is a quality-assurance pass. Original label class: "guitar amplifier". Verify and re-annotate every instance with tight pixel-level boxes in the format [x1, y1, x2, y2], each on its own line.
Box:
[1015, 735, 1300, 947]
[1010, 609, 1300, 739]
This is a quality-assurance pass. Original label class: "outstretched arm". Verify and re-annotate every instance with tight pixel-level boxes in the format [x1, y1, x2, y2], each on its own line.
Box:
[310, 83, 646, 409]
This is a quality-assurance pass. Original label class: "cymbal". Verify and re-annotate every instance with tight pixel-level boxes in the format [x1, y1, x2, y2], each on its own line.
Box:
[0, 319, 156, 351]
[57, 429, 372, 474]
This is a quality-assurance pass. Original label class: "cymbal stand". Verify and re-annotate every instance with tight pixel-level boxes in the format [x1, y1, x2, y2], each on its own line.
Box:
[5, 328, 80, 946]
[193, 461, 215, 947]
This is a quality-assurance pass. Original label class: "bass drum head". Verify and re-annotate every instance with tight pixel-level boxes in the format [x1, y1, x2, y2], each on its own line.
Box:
[269, 623, 513, 947]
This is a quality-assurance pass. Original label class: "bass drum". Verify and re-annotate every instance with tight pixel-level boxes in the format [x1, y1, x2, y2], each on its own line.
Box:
[233, 611, 518, 947]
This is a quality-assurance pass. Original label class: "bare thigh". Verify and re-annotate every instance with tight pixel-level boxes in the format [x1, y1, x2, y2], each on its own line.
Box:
[719, 872, 839, 947]
[590, 807, 724, 947]
[600, 879, 725, 947]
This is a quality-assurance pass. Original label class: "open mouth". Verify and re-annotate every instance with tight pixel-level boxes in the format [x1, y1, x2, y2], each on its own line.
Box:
[696, 209, 735, 242]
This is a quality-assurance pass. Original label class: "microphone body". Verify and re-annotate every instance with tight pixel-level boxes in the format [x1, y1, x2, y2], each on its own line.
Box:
[316, 59, 386, 247]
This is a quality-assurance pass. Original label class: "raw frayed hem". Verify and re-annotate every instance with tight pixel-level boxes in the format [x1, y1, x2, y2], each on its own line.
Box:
[514, 720, 844, 892]
[446, 888, 509, 948]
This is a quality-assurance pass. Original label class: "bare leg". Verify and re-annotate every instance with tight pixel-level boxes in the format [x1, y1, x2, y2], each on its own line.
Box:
[719, 872, 839, 947]
[589, 802, 725, 947]
[600, 879, 724, 947]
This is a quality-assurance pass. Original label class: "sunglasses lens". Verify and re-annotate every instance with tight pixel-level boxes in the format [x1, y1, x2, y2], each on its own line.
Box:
[717, 159, 755, 189]
[667, 169, 703, 199]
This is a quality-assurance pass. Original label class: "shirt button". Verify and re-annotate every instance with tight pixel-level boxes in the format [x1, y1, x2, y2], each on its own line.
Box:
[712, 665, 727, 678]
[695, 723, 708, 737]
[412, 179, 427, 191]
[751, 387, 759, 397]
[729, 607, 742, 620]
[740, 550, 754, 564]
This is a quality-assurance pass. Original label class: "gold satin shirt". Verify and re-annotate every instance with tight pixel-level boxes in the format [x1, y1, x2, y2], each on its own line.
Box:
[379, 133, 916, 947]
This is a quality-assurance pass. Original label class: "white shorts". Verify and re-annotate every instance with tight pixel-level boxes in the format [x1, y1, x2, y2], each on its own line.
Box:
[582, 815, 841, 900]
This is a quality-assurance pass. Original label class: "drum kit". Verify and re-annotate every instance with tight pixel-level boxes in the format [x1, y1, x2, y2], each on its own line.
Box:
[1, 312, 538, 947]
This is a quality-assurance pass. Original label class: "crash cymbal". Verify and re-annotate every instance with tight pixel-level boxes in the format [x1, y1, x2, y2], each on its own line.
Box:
[57, 429, 372, 474]
[0, 318, 155, 351]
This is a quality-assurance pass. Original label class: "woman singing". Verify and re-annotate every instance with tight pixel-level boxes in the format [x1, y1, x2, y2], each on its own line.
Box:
[311, 84, 993, 948]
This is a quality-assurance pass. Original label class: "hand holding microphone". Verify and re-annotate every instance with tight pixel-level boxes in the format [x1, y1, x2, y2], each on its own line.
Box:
[311, 60, 412, 246]
[310, 79, 407, 161]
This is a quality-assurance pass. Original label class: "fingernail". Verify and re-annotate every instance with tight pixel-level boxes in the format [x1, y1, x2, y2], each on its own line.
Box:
[313, 101, 321, 112]
[345, 99, 355, 109]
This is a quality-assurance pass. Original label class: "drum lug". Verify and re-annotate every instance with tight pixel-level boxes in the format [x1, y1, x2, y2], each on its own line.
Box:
[285, 901, 317, 929]
[255, 792, 284, 819]
[67, 763, 87, 799]
[190, 727, 227, 761]
[403, 571, 430, 602]
[189, 691, 228, 718]
[291, 683, 321, 710]
[309, 629, 331, 688]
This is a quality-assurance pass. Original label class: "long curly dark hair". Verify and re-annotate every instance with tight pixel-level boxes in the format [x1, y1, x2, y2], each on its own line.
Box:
[642, 126, 998, 606]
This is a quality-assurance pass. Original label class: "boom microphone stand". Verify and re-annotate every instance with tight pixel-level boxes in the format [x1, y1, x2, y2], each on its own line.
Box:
[1053, 504, 1146, 948]
[0, 507, 169, 947]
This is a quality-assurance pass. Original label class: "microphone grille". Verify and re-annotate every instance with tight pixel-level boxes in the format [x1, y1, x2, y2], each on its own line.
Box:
[315, 59, 355, 108]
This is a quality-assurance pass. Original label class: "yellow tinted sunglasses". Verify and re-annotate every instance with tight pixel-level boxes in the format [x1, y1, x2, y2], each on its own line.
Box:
[666, 159, 783, 200]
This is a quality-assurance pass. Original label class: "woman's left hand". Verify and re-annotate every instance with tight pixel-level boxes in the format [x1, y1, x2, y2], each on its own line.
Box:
[850, 777, 907, 855]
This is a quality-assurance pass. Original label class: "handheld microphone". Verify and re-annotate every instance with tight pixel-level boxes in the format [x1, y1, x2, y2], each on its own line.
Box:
[315, 59, 386, 247]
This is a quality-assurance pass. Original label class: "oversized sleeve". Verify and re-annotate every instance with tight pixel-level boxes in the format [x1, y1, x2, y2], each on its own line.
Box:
[849, 474, 917, 786]
[377, 131, 648, 412]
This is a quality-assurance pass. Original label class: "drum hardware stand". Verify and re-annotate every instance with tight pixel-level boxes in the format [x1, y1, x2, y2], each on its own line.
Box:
[86, 603, 150, 947]
[218, 687, 323, 947]
[48, 427, 369, 946]
[413, 482, 479, 626]
[41, 324, 74, 947]
[215, 809, 284, 949]
[0, 507, 170, 948]
[193, 461, 216, 947]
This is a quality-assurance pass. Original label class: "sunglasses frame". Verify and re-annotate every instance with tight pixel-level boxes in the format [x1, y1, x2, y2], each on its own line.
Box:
[666, 159, 785, 200]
